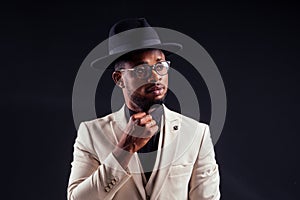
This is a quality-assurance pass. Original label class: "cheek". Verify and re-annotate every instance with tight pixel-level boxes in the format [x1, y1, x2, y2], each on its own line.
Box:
[124, 74, 169, 93]
[124, 78, 147, 91]
[163, 75, 169, 88]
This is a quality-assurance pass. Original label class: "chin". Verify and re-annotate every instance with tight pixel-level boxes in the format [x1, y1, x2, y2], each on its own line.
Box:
[153, 95, 165, 101]
[152, 92, 167, 103]
[130, 91, 166, 111]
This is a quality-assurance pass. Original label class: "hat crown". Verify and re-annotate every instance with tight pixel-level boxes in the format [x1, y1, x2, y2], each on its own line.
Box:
[109, 18, 151, 36]
[108, 18, 161, 55]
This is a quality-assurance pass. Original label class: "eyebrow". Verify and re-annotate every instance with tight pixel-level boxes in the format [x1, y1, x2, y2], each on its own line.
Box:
[135, 58, 164, 66]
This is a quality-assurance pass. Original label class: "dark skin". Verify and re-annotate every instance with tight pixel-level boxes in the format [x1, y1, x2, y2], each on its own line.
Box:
[112, 49, 168, 168]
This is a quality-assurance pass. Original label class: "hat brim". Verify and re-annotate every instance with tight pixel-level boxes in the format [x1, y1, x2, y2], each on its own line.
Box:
[91, 42, 182, 70]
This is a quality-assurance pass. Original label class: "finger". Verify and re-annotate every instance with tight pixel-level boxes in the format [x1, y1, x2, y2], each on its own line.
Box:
[131, 112, 146, 120]
[130, 112, 146, 125]
[145, 119, 156, 128]
[146, 125, 159, 137]
[139, 115, 152, 125]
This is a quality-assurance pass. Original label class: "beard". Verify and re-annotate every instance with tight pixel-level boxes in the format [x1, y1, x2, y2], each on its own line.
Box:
[128, 89, 166, 112]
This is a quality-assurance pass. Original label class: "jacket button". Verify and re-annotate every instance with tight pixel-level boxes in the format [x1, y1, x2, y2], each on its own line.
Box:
[104, 186, 110, 192]
[111, 180, 116, 185]
[173, 125, 178, 130]
[108, 183, 113, 189]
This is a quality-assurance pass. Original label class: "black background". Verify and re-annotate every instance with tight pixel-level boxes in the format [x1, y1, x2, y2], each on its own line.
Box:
[2, 1, 299, 200]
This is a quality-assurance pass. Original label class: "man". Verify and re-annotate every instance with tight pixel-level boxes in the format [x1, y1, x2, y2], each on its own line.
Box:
[68, 18, 220, 200]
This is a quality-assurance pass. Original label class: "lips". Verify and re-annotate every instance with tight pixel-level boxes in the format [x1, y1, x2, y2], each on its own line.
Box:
[146, 84, 165, 95]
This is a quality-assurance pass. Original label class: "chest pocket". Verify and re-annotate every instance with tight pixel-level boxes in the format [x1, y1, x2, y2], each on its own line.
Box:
[169, 163, 194, 177]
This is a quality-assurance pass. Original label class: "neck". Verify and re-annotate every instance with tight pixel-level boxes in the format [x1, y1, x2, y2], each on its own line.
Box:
[126, 102, 150, 113]
[126, 99, 164, 113]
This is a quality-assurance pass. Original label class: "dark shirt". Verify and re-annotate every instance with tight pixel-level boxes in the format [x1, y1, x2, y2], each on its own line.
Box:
[125, 105, 163, 181]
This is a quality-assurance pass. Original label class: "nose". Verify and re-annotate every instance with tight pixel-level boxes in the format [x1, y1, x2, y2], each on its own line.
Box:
[147, 69, 161, 83]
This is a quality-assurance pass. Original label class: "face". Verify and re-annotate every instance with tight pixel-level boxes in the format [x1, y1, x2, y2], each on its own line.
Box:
[113, 49, 169, 112]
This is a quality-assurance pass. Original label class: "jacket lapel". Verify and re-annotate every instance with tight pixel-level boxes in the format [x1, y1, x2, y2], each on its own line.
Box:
[149, 105, 182, 200]
[112, 105, 146, 199]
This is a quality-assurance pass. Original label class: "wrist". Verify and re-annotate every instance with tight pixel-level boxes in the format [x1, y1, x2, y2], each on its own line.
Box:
[118, 134, 137, 153]
[112, 146, 134, 169]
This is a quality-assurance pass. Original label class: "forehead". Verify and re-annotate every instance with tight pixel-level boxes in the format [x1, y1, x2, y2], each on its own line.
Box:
[134, 49, 165, 61]
[126, 49, 165, 67]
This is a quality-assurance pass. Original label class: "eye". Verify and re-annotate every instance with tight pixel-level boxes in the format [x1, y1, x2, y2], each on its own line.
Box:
[135, 66, 146, 74]
[134, 65, 149, 78]
[155, 64, 164, 71]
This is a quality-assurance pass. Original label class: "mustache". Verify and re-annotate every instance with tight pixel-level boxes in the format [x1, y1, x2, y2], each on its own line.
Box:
[145, 83, 165, 92]
[129, 89, 167, 112]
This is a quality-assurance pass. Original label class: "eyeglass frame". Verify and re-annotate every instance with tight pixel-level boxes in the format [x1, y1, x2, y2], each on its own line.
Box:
[118, 61, 171, 79]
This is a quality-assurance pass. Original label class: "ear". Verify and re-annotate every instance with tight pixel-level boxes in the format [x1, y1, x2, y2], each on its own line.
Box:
[112, 71, 125, 88]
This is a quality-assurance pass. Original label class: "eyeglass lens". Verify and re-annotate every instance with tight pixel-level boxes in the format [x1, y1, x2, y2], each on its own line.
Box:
[134, 61, 169, 79]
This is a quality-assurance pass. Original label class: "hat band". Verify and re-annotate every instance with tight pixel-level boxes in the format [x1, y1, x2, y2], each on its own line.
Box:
[109, 39, 161, 55]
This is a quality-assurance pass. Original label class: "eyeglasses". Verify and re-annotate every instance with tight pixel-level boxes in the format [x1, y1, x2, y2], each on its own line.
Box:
[118, 61, 170, 79]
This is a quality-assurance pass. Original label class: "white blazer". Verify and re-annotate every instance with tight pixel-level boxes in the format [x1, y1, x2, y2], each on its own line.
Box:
[68, 105, 220, 200]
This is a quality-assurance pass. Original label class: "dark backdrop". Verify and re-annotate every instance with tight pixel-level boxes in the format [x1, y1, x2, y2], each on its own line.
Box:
[2, 1, 299, 200]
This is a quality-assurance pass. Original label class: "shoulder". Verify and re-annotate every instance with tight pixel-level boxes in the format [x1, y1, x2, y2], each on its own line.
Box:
[76, 111, 119, 152]
[76, 112, 115, 141]
[163, 105, 209, 130]
[82, 112, 115, 130]
[78, 105, 125, 138]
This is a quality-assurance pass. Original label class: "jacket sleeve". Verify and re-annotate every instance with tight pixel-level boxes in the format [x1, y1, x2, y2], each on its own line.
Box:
[189, 124, 221, 200]
[67, 122, 131, 200]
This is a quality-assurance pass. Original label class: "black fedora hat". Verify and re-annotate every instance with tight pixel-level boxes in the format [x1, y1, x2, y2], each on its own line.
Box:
[91, 18, 182, 69]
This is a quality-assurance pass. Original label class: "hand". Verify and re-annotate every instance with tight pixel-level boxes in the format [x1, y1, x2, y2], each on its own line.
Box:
[118, 112, 159, 153]
[112, 112, 159, 169]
